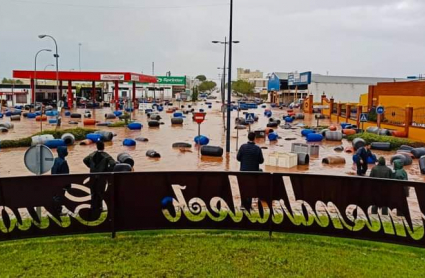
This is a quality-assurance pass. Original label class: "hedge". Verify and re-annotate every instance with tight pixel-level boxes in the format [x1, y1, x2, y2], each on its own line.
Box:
[346, 133, 425, 150]
[108, 120, 135, 128]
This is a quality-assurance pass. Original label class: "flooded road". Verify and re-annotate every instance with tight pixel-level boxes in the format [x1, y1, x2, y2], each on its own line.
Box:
[1, 98, 424, 182]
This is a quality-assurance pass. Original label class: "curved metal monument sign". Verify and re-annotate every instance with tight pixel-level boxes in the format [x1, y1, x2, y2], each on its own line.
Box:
[0, 172, 423, 247]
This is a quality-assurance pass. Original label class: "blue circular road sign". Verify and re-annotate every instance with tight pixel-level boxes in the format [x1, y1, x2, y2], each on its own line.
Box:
[376, 106, 385, 115]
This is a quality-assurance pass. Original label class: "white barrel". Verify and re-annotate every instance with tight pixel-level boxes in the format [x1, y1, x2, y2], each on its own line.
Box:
[10, 115, 21, 121]
[325, 131, 343, 141]
[31, 134, 55, 146]
[366, 126, 379, 134]
[61, 133, 75, 146]
[0, 123, 14, 129]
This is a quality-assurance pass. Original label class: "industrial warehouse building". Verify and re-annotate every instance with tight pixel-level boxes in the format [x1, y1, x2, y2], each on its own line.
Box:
[268, 72, 400, 104]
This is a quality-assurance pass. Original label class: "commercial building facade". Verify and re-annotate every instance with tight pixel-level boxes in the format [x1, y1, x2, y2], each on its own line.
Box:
[0, 83, 78, 106]
[108, 75, 188, 101]
[237, 68, 263, 81]
[268, 71, 399, 104]
[248, 78, 268, 97]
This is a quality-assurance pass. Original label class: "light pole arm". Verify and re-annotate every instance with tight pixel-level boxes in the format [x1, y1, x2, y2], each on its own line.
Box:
[41, 35, 60, 107]
[34, 49, 51, 111]
[45, 35, 59, 58]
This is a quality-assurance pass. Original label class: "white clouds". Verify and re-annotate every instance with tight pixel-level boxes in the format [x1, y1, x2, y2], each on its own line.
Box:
[0, 0, 424, 79]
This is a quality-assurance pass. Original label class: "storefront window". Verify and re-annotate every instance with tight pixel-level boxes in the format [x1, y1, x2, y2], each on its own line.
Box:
[16, 94, 27, 103]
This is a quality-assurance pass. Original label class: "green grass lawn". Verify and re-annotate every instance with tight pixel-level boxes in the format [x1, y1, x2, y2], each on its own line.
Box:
[1, 230, 425, 277]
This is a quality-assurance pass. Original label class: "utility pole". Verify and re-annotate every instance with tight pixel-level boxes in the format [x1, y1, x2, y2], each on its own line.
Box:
[226, 0, 234, 153]
[152, 62, 155, 101]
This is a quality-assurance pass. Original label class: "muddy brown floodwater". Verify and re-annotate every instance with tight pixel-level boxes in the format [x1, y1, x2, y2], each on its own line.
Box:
[0, 97, 424, 182]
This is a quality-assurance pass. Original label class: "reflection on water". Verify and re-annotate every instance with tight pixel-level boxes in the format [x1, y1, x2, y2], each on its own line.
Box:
[0, 100, 424, 182]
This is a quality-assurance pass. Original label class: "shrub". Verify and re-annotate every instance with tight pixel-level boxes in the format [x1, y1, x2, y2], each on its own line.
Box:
[108, 121, 127, 128]
[303, 125, 329, 131]
[346, 133, 425, 150]
[0, 137, 32, 148]
[34, 128, 96, 141]
[368, 107, 377, 123]
[108, 120, 135, 128]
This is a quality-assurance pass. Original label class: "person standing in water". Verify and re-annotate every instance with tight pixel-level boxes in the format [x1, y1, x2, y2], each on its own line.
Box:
[237, 132, 264, 172]
[51, 146, 70, 175]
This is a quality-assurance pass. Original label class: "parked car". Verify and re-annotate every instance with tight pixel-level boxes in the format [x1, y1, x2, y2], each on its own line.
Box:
[289, 100, 302, 109]
[76, 97, 88, 106]
[254, 98, 263, 104]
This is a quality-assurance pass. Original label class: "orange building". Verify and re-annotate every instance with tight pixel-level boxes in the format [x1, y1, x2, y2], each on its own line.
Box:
[368, 80, 425, 108]
[314, 80, 425, 142]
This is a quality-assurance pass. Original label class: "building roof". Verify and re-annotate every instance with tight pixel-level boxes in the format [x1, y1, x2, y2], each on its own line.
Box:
[270, 72, 401, 84]
[311, 74, 400, 85]
[272, 72, 289, 79]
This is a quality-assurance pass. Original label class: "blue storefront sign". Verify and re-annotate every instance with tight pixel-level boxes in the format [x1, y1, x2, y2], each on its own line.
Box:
[288, 71, 312, 86]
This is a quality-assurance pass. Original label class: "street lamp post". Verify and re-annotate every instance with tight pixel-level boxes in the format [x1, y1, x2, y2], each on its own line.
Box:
[34, 49, 52, 112]
[213, 37, 228, 106]
[38, 35, 60, 108]
[44, 64, 54, 71]
[227, 0, 234, 154]
[212, 34, 239, 153]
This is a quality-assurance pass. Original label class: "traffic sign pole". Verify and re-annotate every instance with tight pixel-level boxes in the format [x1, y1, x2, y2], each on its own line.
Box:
[360, 113, 368, 132]
[376, 106, 384, 128]
[193, 112, 206, 145]
[236, 109, 240, 151]
[245, 112, 255, 133]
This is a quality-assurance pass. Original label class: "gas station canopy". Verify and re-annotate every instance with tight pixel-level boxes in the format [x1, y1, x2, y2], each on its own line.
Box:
[12, 70, 157, 110]
[13, 70, 157, 83]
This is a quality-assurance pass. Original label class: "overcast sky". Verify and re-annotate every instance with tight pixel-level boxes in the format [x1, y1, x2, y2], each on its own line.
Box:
[0, 0, 424, 81]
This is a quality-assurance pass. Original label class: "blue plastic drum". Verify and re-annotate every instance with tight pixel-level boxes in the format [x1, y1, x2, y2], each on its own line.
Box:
[123, 138, 136, 146]
[301, 129, 315, 137]
[285, 117, 294, 123]
[127, 123, 143, 130]
[306, 133, 324, 142]
[194, 135, 209, 145]
[44, 139, 66, 148]
[86, 133, 103, 142]
[268, 132, 278, 141]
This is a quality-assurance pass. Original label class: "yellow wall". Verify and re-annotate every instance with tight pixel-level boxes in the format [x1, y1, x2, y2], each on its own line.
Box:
[322, 99, 331, 116]
[409, 127, 425, 142]
[359, 93, 368, 107]
[379, 96, 425, 108]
